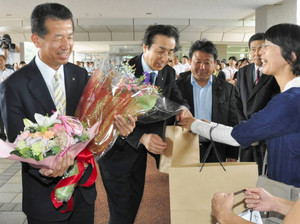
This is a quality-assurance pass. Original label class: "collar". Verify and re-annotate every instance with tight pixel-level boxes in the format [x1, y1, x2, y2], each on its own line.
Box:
[190, 74, 213, 87]
[254, 64, 263, 73]
[141, 53, 158, 75]
[283, 76, 300, 92]
[35, 52, 64, 82]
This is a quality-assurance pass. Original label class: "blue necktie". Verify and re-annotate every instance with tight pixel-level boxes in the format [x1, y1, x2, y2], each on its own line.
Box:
[150, 72, 157, 85]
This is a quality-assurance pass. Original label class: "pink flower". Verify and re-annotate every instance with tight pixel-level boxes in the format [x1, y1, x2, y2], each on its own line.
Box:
[49, 124, 65, 135]
[15, 130, 30, 142]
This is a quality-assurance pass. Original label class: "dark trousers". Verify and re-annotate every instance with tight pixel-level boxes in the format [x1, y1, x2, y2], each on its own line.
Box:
[239, 142, 267, 175]
[0, 109, 6, 141]
[27, 188, 95, 224]
[98, 148, 147, 224]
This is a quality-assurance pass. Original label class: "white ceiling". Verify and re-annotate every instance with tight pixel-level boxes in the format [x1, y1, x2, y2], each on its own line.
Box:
[0, 0, 282, 53]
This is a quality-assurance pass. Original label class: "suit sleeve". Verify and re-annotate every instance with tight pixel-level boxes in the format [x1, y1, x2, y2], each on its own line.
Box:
[0, 81, 26, 142]
[234, 71, 247, 122]
[0, 81, 57, 184]
[225, 84, 240, 160]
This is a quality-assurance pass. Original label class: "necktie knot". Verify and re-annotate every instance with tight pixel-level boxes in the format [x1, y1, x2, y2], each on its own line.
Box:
[54, 72, 60, 81]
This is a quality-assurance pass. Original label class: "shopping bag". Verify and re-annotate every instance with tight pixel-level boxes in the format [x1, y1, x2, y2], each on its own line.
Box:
[169, 162, 258, 224]
[159, 125, 200, 173]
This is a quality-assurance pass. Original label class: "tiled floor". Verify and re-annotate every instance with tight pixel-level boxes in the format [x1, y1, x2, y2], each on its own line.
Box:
[0, 159, 27, 224]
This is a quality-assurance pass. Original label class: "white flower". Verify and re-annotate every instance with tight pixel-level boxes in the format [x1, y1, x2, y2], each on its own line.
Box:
[23, 118, 38, 130]
[34, 111, 61, 127]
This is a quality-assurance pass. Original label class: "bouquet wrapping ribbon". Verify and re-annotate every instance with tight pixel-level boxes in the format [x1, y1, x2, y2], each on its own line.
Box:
[50, 148, 97, 213]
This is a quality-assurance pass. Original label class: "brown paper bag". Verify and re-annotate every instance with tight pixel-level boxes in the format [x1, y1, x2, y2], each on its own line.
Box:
[159, 125, 200, 173]
[169, 162, 258, 224]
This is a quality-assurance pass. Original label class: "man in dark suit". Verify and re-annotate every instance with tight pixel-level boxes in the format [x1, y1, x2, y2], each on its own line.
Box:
[177, 40, 239, 162]
[0, 3, 135, 224]
[98, 25, 191, 224]
[234, 33, 280, 174]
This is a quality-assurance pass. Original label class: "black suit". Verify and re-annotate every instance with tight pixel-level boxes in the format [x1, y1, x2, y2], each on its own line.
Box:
[234, 63, 280, 174]
[177, 72, 239, 161]
[0, 58, 96, 223]
[98, 54, 188, 224]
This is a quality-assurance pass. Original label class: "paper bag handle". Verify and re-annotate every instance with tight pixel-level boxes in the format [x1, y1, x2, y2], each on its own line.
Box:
[199, 124, 226, 172]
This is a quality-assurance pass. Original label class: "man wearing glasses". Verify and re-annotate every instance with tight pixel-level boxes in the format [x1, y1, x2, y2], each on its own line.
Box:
[234, 32, 280, 175]
[98, 24, 191, 224]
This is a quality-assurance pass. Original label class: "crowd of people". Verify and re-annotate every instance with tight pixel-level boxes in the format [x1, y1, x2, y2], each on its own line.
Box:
[0, 2, 299, 224]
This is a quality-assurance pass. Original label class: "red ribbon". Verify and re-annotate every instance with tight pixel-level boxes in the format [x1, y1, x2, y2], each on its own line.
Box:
[51, 148, 97, 213]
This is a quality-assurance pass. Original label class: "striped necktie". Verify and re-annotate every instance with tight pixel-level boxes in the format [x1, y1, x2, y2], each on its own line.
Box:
[53, 72, 66, 114]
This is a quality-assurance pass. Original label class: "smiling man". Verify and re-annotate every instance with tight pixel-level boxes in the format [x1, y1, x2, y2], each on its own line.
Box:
[0, 3, 136, 224]
[176, 39, 239, 163]
[98, 24, 191, 224]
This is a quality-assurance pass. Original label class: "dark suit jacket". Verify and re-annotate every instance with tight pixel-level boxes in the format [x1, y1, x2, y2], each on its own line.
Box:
[101, 54, 188, 172]
[176, 71, 239, 161]
[0, 58, 96, 221]
[234, 63, 280, 121]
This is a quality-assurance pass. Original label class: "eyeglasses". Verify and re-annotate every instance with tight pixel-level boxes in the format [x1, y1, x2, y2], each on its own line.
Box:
[151, 46, 175, 58]
[260, 43, 277, 48]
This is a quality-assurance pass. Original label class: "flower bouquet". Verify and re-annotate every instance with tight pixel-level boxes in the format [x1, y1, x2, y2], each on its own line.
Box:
[0, 111, 100, 212]
[75, 61, 181, 157]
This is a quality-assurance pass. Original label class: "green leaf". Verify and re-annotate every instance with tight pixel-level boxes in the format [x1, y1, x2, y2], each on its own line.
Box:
[51, 146, 62, 155]
[55, 162, 79, 202]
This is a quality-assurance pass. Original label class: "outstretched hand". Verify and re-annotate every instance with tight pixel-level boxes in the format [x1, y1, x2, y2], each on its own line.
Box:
[178, 117, 196, 130]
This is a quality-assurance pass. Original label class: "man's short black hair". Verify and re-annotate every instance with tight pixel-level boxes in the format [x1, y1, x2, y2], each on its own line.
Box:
[248, 33, 265, 49]
[31, 3, 74, 38]
[143, 25, 180, 52]
[189, 39, 218, 60]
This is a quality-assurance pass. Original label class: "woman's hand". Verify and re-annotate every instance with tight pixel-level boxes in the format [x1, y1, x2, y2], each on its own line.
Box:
[244, 187, 274, 212]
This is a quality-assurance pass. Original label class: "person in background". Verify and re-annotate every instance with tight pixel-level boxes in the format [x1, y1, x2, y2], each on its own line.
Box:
[0, 34, 21, 70]
[173, 55, 184, 78]
[19, 61, 26, 68]
[98, 24, 191, 224]
[0, 55, 14, 81]
[234, 32, 280, 175]
[214, 59, 226, 80]
[177, 40, 239, 163]
[240, 58, 250, 68]
[181, 55, 191, 71]
[223, 56, 238, 83]
[168, 58, 174, 68]
[212, 187, 300, 224]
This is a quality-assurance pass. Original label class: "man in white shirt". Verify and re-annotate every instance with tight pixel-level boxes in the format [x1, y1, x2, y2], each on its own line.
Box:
[181, 55, 191, 72]
[0, 55, 14, 82]
[173, 55, 184, 78]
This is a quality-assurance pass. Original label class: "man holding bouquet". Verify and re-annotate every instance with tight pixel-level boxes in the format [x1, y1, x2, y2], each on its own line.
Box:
[98, 24, 191, 224]
[0, 3, 135, 224]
